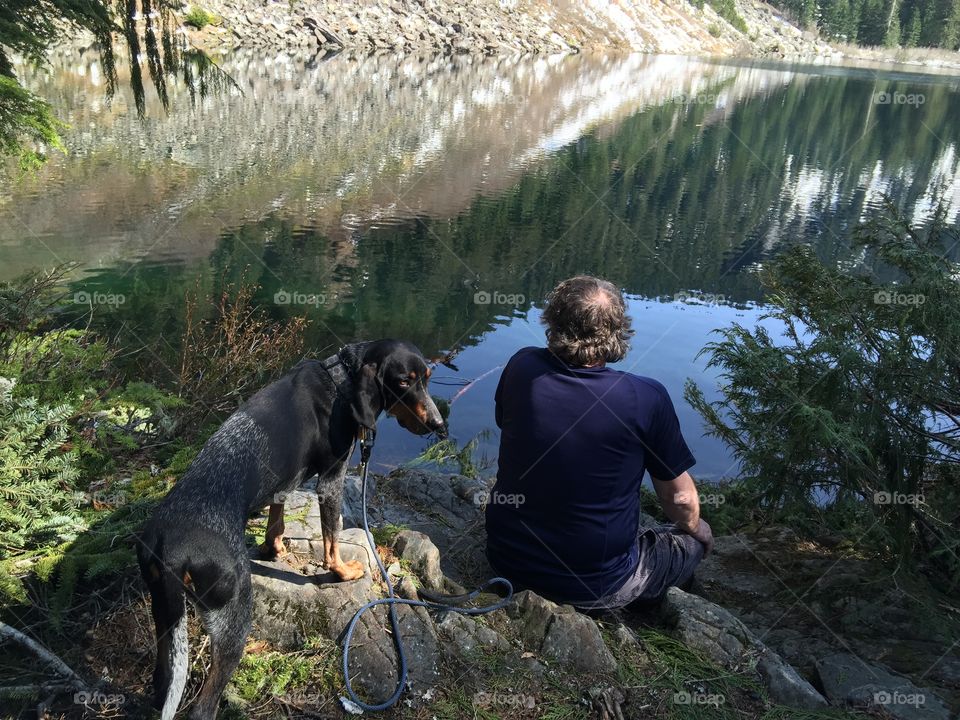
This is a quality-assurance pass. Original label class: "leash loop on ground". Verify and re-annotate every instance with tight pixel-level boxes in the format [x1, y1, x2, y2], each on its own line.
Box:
[340, 429, 514, 712]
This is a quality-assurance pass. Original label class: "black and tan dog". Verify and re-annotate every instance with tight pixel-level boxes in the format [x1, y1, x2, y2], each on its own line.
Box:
[137, 340, 446, 720]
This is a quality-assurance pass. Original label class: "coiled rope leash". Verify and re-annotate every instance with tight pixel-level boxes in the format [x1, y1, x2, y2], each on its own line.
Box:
[340, 427, 514, 712]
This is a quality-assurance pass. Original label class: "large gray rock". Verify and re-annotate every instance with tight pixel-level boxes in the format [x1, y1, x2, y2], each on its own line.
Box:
[250, 520, 440, 704]
[341, 471, 372, 529]
[336, 527, 378, 576]
[816, 653, 951, 720]
[510, 590, 616, 673]
[436, 612, 510, 657]
[271, 480, 324, 556]
[393, 529, 444, 591]
[324, 582, 440, 705]
[662, 588, 827, 709]
[385, 470, 488, 529]
[250, 557, 326, 651]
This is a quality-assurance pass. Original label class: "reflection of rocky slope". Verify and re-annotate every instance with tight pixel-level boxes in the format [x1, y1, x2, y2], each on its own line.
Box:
[0, 52, 794, 278]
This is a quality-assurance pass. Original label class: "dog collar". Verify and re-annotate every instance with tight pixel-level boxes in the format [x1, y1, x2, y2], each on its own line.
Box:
[320, 352, 353, 395]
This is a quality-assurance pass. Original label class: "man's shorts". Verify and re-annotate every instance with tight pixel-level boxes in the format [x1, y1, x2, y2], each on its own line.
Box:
[573, 524, 704, 612]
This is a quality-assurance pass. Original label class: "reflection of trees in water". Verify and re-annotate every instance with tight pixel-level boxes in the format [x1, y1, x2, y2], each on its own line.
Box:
[0, 0, 229, 168]
[72, 70, 960, 362]
[3, 54, 768, 275]
[104, 3, 234, 117]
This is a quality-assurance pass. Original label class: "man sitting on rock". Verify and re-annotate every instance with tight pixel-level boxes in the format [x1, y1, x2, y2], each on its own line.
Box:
[485, 275, 713, 611]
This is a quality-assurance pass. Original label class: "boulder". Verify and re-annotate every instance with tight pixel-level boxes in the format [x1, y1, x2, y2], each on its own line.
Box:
[393, 529, 444, 591]
[662, 588, 827, 709]
[249, 557, 326, 651]
[816, 653, 951, 720]
[510, 590, 616, 673]
[336, 526, 377, 576]
[341, 471, 372, 529]
[315, 569, 440, 705]
[435, 612, 510, 657]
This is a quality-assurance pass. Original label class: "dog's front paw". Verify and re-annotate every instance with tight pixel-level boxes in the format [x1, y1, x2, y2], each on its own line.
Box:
[334, 559, 365, 582]
[259, 537, 287, 560]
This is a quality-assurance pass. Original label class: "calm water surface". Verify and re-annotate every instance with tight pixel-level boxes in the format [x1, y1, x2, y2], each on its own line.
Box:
[2, 50, 959, 477]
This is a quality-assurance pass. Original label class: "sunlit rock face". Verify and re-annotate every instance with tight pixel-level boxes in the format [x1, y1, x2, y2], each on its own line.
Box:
[192, 0, 839, 58]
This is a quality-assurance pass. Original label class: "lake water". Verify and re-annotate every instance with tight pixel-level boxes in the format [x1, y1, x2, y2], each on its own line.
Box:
[2, 50, 959, 478]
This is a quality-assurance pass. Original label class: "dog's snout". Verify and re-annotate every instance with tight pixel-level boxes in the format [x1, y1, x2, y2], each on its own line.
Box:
[423, 395, 447, 437]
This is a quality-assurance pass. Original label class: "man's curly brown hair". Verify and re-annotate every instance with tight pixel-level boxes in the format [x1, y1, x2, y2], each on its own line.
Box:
[541, 276, 634, 367]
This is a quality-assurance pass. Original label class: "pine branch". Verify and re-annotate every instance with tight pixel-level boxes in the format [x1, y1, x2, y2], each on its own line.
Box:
[0, 622, 85, 690]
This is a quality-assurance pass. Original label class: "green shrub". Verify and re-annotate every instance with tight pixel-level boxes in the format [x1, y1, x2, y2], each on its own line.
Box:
[231, 650, 314, 702]
[710, 0, 749, 33]
[0, 272, 304, 617]
[685, 206, 960, 589]
[0, 377, 85, 601]
[176, 283, 306, 428]
[405, 431, 493, 479]
[688, 0, 748, 32]
[182, 6, 217, 29]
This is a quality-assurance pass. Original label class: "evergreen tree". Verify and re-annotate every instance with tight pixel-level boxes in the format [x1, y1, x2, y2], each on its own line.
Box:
[885, 2, 902, 45]
[685, 208, 960, 589]
[903, 5, 923, 44]
[0, 0, 115, 168]
[944, 0, 960, 47]
[771, 0, 960, 47]
[858, 0, 890, 43]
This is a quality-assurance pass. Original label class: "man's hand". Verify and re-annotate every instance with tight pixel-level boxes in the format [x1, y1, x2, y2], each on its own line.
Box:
[689, 518, 714, 556]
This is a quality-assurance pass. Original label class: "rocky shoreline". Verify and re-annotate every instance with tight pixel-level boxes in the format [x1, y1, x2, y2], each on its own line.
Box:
[188, 0, 843, 60]
[241, 469, 958, 718]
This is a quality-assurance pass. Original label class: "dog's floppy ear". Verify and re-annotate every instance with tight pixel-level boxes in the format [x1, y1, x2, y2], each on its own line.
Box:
[351, 362, 382, 429]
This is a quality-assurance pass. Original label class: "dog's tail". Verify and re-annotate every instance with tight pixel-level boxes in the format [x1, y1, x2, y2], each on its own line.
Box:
[138, 527, 238, 720]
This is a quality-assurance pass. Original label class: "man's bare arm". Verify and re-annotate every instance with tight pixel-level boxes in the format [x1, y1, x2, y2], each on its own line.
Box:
[652, 471, 714, 554]
[652, 471, 699, 532]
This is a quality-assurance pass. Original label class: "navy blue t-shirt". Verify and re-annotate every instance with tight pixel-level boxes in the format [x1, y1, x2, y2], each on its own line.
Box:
[485, 347, 696, 605]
